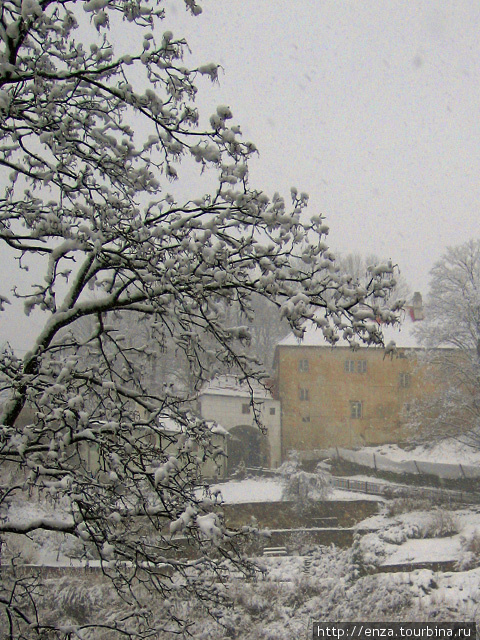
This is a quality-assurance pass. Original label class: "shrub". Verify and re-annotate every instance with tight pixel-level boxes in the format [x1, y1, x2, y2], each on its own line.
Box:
[380, 523, 422, 545]
[3, 533, 39, 565]
[384, 497, 434, 516]
[456, 529, 480, 570]
[420, 509, 460, 538]
[279, 453, 331, 513]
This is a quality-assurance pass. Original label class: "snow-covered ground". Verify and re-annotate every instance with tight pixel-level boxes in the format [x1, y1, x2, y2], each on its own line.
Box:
[8, 477, 480, 632]
[355, 507, 480, 569]
[211, 478, 283, 503]
[384, 537, 462, 565]
[149, 549, 480, 637]
[216, 470, 480, 570]
[361, 440, 480, 466]
[211, 477, 384, 503]
[9, 462, 480, 631]
[334, 441, 480, 479]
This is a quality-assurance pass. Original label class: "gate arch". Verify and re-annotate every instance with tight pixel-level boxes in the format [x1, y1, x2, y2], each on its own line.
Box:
[227, 424, 267, 474]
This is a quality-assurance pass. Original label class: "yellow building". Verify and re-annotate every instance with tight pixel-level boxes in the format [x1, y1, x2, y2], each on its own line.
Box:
[273, 314, 437, 461]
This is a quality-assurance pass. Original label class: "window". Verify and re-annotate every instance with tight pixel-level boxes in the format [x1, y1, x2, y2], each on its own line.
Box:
[344, 360, 355, 373]
[299, 388, 310, 401]
[350, 401, 363, 419]
[345, 359, 366, 373]
[357, 359, 367, 373]
[399, 372, 411, 388]
[298, 358, 309, 372]
[269, 407, 276, 415]
[242, 403, 250, 414]
[302, 415, 311, 423]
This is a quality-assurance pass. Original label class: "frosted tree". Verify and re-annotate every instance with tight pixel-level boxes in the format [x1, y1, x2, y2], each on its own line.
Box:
[406, 240, 480, 447]
[0, 0, 400, 636]
[280, 453, 331, 514]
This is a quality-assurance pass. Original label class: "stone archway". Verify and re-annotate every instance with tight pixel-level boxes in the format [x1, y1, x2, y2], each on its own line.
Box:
[227, 424, 267, 475]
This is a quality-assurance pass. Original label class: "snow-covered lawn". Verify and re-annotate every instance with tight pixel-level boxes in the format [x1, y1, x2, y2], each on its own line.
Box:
[7, 488, 480, 633]
[211, 478, 284, 503]
[148, 553, 480, 637]
[211, 477, 384, 503]
[384, 536, 462, 565]
[8, 475, 480, 584]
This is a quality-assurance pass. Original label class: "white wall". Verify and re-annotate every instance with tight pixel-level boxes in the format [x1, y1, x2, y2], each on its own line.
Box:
[199, 393, 282, 468]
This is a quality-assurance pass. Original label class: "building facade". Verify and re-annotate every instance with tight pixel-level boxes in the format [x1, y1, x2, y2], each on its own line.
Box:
[274, 304, 438, 461]
[198, 375, 281, 472]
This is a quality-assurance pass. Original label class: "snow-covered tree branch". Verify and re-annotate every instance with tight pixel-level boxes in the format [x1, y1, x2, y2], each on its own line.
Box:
[0, 0, 401, 636]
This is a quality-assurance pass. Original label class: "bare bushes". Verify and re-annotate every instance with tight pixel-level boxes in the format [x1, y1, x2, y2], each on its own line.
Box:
[383, 497, 460, 538]
[384, 497, 434, 517]
[456, 530, 480, 570]
[420, 509, 460, 538]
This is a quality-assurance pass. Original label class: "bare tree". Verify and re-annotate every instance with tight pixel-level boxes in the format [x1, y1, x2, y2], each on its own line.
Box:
[0, 1, 400, 636]
[406, 240, 480, 447]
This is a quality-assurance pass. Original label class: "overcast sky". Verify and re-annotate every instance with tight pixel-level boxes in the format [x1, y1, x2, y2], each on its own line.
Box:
[166, 0, 480, 292]
[3, 0, 480, 352]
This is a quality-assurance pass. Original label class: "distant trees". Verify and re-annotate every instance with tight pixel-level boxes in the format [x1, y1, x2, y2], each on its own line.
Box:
[406, 240, 480, 446]
[0, 0, 400, 637]
[101, 293, 288, 402]
[220, 294, 290, 373]
[338, 252, 411, 304]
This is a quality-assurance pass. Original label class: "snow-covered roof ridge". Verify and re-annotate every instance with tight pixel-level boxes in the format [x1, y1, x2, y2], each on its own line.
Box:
[198, 374, 273, 399]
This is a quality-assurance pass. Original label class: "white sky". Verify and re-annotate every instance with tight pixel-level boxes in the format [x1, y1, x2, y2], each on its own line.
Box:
[166, 0, 480, 292]
[2, 0, 480, 351]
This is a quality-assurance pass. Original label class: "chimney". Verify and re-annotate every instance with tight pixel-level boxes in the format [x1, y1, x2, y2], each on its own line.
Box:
[409, 291, 424, 321]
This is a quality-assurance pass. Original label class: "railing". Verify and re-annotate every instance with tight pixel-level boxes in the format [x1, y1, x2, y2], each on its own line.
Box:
[225, 466, 480, 505]
[331, 475, 480, 504]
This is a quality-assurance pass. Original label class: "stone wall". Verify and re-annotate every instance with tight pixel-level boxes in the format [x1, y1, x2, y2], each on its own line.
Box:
[222, 499, 380, 529]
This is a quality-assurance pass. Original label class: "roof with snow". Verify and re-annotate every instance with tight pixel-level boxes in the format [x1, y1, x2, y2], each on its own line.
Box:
[198, 374, 274, 400]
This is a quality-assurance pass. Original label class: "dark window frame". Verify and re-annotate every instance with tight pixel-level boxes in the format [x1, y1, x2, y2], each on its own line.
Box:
[399, 372, 411, 388]
[298, 358, 309, 372]
[357, 359, 367, 373]
[345, 360, 355, 373]
[350, 400, 363, 419]
[299, 388, 310, 401]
